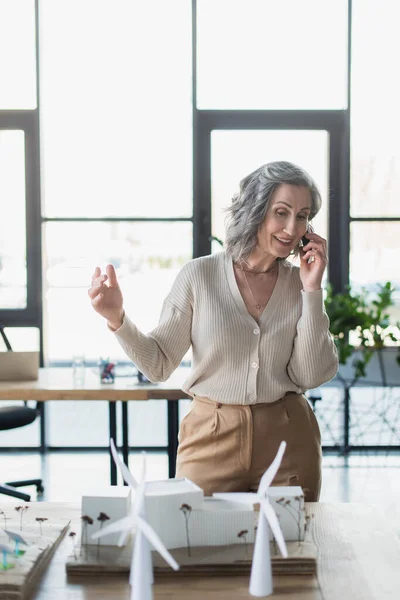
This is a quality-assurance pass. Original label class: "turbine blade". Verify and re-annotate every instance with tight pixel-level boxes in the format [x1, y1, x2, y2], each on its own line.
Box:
[258, 440, 287, 494]
[91, 515, 135, 540]
[134, 476, 146, 519]
[140, 450, 147, 483]
[117, 529, 130, 547]
[136, 515, 179, 571]
[262, 500, 288, 558]
[110, 438, 137, 489]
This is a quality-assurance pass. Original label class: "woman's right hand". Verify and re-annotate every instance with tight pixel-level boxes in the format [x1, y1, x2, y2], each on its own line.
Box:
[88, 264, 124, 330]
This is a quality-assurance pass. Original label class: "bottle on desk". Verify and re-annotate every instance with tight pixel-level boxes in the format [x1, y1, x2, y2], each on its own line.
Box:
[72, 355, 85, 385]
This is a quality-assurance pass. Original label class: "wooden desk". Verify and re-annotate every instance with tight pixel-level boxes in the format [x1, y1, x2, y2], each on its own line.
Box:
[22, 502, 400, 599]
[0, 367, 190, 484]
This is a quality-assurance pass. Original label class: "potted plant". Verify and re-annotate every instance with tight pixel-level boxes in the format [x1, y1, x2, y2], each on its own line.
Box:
[325, 281, 400, 385]
[324, 281, 400, 453]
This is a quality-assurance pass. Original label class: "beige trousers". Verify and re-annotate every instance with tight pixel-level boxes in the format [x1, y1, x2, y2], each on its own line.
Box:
[176, 393, 322, 501]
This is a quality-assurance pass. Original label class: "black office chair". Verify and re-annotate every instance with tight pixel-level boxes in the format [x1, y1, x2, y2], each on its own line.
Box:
[0, 327, 44, 501]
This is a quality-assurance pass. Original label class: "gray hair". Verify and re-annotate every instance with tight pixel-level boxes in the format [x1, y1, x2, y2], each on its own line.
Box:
[224, 161, 322, 261]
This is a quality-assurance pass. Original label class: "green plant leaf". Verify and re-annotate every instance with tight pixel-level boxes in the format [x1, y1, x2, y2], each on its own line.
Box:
[324, 282, 400, 380]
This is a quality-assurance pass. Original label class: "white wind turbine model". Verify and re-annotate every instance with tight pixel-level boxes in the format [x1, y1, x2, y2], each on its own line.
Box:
[214, 441, 288, 597]
[91, 441, 179, 600]
[108, 438, 159, 572]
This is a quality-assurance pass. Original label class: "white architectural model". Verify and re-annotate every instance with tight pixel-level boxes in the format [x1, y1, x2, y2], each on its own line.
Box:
[83, 481, 304, 550]
[82, 441, 305, 551]
[81, 440, 305, 598]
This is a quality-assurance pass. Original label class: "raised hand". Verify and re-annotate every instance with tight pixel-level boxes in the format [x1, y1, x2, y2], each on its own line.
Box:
[88, 264, 124, 330]
[300, 231, 328, 292]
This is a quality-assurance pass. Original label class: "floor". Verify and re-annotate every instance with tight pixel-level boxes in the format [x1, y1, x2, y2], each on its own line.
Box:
[1, 451, 399, 537]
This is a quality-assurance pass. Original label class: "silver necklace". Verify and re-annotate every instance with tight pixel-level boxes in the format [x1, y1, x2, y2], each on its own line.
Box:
[236, 258, 277, 275]
[241, 269, 265, 316]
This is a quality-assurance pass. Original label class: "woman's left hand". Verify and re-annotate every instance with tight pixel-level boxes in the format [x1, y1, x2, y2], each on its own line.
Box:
[300, 231, 328, 292]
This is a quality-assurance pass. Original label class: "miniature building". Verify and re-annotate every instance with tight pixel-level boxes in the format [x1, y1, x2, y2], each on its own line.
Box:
[83, 479, 305, 549]
[81, 486, 131, 546]
[145, 478, 203, 549]
[145, 480, 304, 549]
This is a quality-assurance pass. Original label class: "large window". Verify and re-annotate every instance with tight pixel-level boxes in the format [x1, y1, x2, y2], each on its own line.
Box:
[1, 1, 400, 452]
[36, 0, 193, 449]
[40, 0, 193, 365]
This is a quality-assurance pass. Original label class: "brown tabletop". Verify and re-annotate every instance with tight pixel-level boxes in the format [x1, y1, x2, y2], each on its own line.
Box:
[0, 367, 191, 402]
[18, 501, 400, 600]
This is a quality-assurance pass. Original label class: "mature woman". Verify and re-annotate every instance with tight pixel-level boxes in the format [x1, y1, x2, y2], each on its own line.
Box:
[88, 161, 338, 501]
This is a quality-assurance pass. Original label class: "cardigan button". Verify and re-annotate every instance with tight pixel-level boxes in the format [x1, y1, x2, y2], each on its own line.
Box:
[253, 328, 260, 335]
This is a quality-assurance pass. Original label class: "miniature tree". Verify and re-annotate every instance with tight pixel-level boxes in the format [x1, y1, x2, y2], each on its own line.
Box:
[69, 532, 78, 560]
[304, 514, 314, 538]
[276, 496, 305, 544]
[237, 529, 249, 557]
[36, 517, 48, 536]
[271, 533, 278, 555]
[14, 506, 29, 531]
[179, 503, 192, 557]
[81, 515, 94, 557]
[0, 544, 14, 571]
[294, 495, 305, 542]
[96, 512, 110, 559]
[0, 510, 8, 529]
[3, 531, 29, 556]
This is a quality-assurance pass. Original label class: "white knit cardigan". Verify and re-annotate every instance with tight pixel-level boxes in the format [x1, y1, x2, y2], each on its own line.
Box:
[113, 252, 338, 405]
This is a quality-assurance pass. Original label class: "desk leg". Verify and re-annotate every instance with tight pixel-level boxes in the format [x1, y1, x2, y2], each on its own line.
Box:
[39, 403, 47, 454]
[342, 386, 350, 456]
[108, 401, 117, 485]
[167, 400, 179, 478]
[121, 401, 129, 485]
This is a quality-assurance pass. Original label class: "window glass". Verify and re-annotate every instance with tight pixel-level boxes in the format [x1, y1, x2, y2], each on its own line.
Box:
[47, 400, 110, 447]
[40, 0, 192, 217]
[0, 130, 27, 309]
[350, 221, 400, 323]
[0, 0, 36, 109]
[351, 0, 400, 217]
[197, 0, 348, 109]
[43, 221, 193, 362]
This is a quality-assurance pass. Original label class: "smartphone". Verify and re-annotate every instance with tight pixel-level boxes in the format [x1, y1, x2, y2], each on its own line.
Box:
[301, 224, 313, 248]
